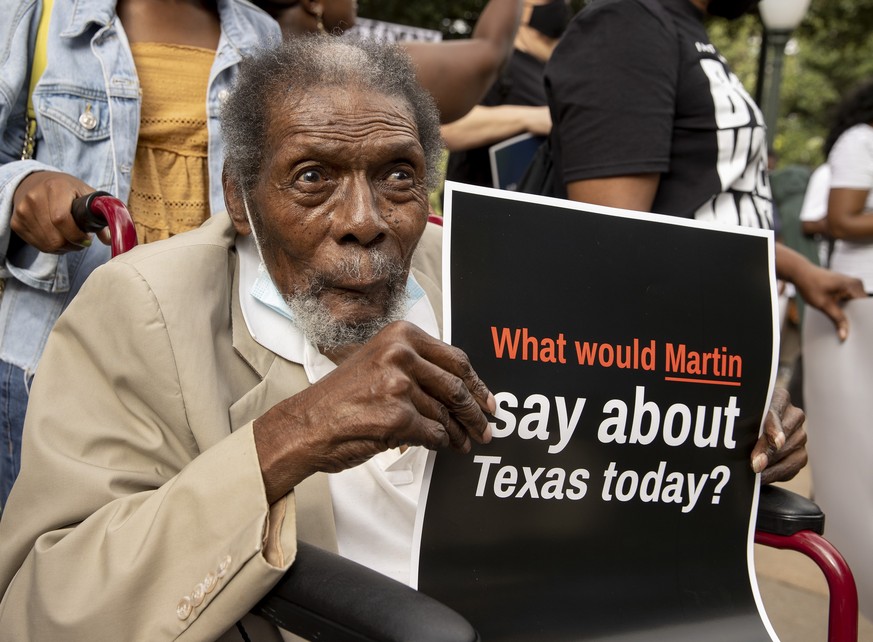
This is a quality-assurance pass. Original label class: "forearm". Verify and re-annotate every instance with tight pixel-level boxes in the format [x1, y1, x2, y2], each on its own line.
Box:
[826, 188, 873, 240]
[441, 104, 549, 151]
[0, 427, 293, 640]
[467, 0, 524, 65]
[801, 217, 828, 238]
[0, 262, 296, 638]
[254, 393, 329, 505]
[775, 241, 867, 339]
[827, 209, 873, 241]
[403, 0, 522, 123]
[774, 242, 808, 284]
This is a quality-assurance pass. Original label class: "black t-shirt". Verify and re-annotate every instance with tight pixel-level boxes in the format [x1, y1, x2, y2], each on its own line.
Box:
[445, 49, 548, 188]
[544, 0, 772, 229]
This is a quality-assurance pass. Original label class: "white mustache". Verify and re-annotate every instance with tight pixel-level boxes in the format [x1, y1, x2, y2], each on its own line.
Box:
[304, 249, 406, 295]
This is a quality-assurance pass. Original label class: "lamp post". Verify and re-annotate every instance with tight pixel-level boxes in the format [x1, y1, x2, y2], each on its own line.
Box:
[756, 0, 812, 149]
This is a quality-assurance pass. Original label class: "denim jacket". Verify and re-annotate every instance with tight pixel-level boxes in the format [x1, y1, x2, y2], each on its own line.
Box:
[0, 0, 280, 372]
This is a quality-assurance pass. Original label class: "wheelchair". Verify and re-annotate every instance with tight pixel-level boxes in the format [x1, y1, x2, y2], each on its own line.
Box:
[252, 485, 858, 641]
[85, 195, 856, 641]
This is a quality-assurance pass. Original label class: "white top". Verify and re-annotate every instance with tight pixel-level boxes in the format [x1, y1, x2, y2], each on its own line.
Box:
[237, 235, 440, 585]
[827, 123, 873, 291]
[798, 163, 832, 267]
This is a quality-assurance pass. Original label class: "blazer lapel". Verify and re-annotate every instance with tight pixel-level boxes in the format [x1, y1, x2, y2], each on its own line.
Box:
[228, 254, 338, 551]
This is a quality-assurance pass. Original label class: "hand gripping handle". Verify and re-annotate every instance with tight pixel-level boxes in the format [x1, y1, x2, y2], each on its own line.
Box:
[71, 191, 138, 257]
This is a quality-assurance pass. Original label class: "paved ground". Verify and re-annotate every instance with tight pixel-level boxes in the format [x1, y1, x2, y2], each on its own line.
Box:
[755, 465, 873, 641]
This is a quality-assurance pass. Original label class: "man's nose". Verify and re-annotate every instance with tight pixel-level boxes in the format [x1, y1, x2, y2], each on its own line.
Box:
[333, 179, 389, 247]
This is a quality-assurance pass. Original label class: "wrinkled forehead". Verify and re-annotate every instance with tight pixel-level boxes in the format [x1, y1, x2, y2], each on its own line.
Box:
[263, 85, 422, 153]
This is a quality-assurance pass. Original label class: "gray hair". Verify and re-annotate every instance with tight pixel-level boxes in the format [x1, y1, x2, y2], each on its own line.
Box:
[221, 34, 444, 194]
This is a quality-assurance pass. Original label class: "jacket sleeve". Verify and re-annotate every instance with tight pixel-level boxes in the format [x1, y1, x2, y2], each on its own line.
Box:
[0, 0, 64, 277]
[0, 259, 298, 641]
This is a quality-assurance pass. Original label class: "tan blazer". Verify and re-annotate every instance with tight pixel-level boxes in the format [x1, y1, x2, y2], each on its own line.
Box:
[0, 212, 443, 641]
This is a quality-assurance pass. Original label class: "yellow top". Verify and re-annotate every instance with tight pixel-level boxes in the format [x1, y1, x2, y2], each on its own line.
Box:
[129, 43, 213, 244]
[28, 0, 54, 120]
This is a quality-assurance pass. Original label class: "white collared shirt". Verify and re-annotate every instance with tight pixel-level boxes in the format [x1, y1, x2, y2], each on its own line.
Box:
[237, 235, 439, 584]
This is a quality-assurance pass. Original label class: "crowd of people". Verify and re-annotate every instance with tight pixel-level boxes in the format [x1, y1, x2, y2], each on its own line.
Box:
[0, 0, 869, 639]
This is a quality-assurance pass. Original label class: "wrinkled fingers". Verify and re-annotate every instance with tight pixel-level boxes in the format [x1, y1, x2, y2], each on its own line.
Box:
[412, 355, 492, 446]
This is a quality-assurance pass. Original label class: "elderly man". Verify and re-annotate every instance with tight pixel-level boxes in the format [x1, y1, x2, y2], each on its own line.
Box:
[0, 35, 804, 641]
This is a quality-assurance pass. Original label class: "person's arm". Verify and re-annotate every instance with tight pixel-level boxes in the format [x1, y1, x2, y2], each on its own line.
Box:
[775, 241, 866, 341]
[565, 174, 660, 211]
[0, 260, 296, 640]
[11, 170, 109, 252]
[0, 1, 78, 263]
[441, 104, 551, 152]
[798, 164, 831, 239]
[547, 2, 676, 198]
[801, 217, 829, 238]
[402, 0, 522, 124]
[826, 186, 873, 241]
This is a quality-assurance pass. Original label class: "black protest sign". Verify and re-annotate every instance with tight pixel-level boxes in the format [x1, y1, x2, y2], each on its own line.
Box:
[413, 183, 779, 641]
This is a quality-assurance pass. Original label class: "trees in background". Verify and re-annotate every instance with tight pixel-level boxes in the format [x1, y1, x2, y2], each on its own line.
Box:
[360, 0, 873, 169]
[709, 0, 873, 168]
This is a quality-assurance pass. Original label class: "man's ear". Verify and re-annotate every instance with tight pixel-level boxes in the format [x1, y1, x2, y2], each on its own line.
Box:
[222, 167, 252, 236]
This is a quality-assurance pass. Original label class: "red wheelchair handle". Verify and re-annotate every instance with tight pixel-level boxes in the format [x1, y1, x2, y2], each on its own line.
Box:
[71, 191, 138, 258]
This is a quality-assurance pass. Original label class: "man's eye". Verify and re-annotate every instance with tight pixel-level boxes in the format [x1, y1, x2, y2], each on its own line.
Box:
[388, 169, 413, 181]
[299, 169, 323, 183]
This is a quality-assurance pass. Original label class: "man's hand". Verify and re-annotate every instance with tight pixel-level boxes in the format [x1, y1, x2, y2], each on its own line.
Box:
[11, 171, 111, 253]
[751, 387, 807, 484]
[254, 321, 496, 504]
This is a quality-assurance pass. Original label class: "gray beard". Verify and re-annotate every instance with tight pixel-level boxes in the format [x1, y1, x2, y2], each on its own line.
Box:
[282, 249, 408, 352]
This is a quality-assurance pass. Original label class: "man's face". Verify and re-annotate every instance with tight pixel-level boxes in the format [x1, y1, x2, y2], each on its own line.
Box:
[231, 86, 430, 347]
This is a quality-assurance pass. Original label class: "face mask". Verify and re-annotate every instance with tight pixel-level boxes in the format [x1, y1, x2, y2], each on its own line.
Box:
[706, 0, 759, 20]
[242, 193, 266, 264]
[527, 0, 571, 39]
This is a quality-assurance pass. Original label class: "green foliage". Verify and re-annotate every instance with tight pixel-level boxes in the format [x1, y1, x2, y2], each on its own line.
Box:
[357, 0, 588, 37]
[708, 0, 873, 168]
[357, 0, 487, 36]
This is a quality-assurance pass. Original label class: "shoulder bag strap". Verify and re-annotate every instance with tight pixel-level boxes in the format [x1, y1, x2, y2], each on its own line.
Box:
[22, 0, 54, 159]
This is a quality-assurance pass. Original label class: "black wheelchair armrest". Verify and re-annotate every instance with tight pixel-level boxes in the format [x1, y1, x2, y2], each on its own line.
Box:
[252, 541, 480, 642]
[757, 484, 825, 536]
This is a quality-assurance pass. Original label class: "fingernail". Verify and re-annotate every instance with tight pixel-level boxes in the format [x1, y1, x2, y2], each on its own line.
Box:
[839, 327, 848, 342]
[752, 453, 768, 473]
[81, 237, 92, 247]
[774, 431, 785, 449]
[482, 424, 492, 443]
[485, 392, 496, 414]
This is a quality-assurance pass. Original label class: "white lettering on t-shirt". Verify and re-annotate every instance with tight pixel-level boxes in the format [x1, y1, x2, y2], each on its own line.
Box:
[697, 57, 772, 228]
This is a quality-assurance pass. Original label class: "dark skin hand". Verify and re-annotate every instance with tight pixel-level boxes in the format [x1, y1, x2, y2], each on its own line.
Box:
[775, 243, 866, 341]
[11, 171, 110, 252]
[751, 387, 807, 484]
[254, 321, 496, 504]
